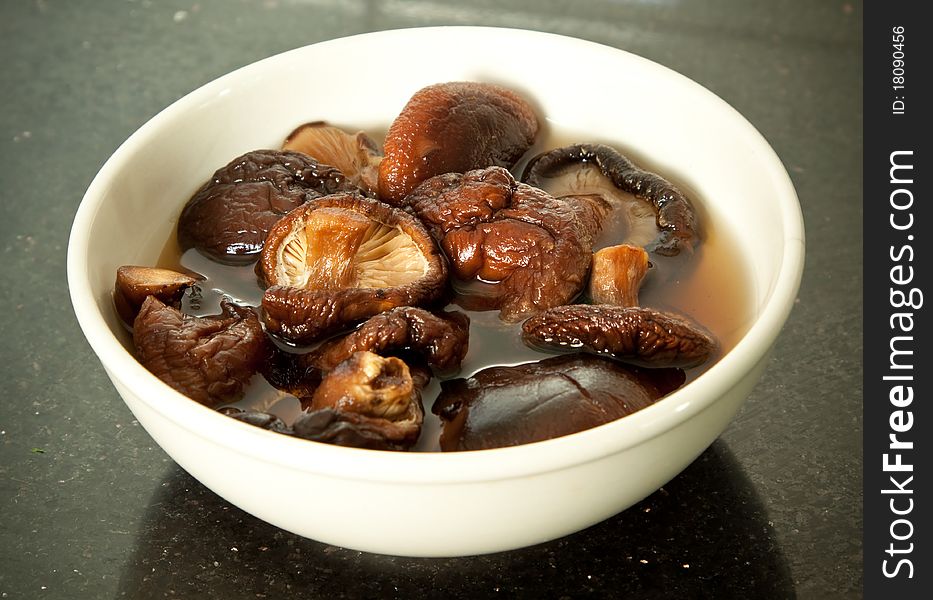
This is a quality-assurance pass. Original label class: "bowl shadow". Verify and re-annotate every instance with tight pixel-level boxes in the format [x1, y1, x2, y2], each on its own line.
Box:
[116, 440, 793, 599]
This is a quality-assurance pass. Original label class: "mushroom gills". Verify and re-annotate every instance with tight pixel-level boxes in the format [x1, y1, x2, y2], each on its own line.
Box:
[521, 143, 698, 256]
[275, 207, 429, 291]
[282, 122, 382, 194]
[260, 193, 448, 344]
[532, 164, 658, 249]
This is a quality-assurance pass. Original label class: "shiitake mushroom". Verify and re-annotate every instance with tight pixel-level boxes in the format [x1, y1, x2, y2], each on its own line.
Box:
[260, 307, 470, 405]
[522, 143, 698, 257]
[405, 166, 608, 321]
[304, 350, 424, 450]
[521, 304, 716, 369]
[433, 353, 685, 451]
[258, 192, 448, 344]
[282, 122, 382, 196]
[113, 265, 200, 326]
[177, 149, 360, 265]
[378, 81, 538, 205]
[133, 297, 267, 408]
[305, 306, 470, 376]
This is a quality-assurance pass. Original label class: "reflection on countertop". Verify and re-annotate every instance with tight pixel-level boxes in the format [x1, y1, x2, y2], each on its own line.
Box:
[116, 442, 793, 598]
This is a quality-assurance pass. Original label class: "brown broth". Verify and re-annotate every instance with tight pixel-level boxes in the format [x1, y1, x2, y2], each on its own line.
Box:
[155, 130, 753, 452]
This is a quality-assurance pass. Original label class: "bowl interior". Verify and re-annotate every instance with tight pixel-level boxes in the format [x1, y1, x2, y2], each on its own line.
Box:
[69, 27, 803, 480]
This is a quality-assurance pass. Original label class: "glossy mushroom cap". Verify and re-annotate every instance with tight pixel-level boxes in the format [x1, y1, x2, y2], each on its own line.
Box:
[178, 150, 360, 264]
[433, 353, 685, 451]
[378, 81, 538, 205]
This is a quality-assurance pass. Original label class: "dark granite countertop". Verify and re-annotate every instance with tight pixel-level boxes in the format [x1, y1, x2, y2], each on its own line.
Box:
[0, 1, 861, 597]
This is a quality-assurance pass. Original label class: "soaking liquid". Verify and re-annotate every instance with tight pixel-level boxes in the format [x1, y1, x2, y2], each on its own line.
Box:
[154, 133, 754, 452]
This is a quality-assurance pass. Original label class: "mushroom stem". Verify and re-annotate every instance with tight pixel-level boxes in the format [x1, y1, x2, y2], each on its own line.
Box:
[588, 244, 650, 307]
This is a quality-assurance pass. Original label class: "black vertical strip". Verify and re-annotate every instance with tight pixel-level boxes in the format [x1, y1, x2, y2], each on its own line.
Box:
[864, 2, 929, 597]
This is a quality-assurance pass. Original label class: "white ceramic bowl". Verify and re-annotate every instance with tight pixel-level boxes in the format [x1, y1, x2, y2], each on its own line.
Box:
[68, 27, 804, 557]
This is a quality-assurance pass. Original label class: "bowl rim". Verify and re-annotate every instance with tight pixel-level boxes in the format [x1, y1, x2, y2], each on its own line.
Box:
[67, 25, 805, 484]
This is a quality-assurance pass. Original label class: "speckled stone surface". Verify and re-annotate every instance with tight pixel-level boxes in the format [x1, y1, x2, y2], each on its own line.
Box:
[0, 1, 861, 598]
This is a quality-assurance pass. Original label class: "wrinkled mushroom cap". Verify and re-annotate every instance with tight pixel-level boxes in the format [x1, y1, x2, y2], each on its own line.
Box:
[521, 304, 717, 369]
[406, 166, 607, 321]
[259, 307, 470, 403]
[133, 296, 267, 407]
[177, 149, 359, 264]
[306, 306, 470, 376]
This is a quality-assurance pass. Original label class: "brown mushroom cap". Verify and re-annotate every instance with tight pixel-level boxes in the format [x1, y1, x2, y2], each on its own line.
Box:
[219, 407, 292, 434]
[259, 193, 448, 344]
[521, 304, 716, 369]
[406, 166, 608, 321]
[113, 265, 200, 326]
[299, 350, 426, 451]
[522, 143, 698, 256]
[306, 306, 470, 376]
[378, 81, 539, 205]
[133, 296, 267, 407]
[310, 351, 419, 420]
[433, 353, 685, 451]
[292, 408, 421, 451]
[282, 122, 382, 195]
[259, 307, 470, 401]
[177, 150, 360, 265]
